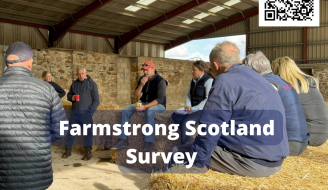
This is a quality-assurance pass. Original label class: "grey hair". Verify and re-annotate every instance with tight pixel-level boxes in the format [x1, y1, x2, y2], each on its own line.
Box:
[209, 41, 241, 67]
[243, 51, 272, 76]
[77, 65, 86, 72]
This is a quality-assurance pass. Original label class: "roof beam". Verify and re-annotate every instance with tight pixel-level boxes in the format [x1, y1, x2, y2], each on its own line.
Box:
[53, 0, 113, 41]
[116, 0, 211, 51]
[3, 0, 72, 14]
[164, 8, 258, 50]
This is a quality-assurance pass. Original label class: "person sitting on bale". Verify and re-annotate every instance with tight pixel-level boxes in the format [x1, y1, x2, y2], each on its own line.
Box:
[112, 61, 168, 152]
[243, 51, 309, 156]
[272, 56, 328, 146]
[171, 60, 214, 145]
[168, 41, 289, 177]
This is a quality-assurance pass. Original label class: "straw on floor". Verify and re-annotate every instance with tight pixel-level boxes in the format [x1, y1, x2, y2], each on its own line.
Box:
[150, 141, 328, 190]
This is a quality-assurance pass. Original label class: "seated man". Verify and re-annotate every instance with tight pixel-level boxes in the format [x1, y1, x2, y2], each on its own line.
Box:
[243, 51, 309, 156]
[112, 61, 168, 152]
[168, 42, 289, 177]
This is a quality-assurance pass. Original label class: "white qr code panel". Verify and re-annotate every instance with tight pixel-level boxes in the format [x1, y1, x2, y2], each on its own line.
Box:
[259, 0, 319, 26]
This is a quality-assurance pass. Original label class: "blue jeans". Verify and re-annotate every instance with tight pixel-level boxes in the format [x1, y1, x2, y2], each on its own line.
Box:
[119, 102, 166, 142]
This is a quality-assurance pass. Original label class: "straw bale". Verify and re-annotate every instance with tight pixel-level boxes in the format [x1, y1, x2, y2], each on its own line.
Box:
[109, 111, 181, 173]
[150, 141, 328, 190]
[54, 102, 119, 154]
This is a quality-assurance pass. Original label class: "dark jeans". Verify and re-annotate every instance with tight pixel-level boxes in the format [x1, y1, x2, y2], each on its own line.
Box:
[168, 144, 282, 177]
[171, 111, 203, 144]
[65, 112, 94, 152]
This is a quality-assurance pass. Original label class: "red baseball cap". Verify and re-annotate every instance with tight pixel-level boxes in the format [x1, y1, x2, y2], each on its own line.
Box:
[141, 61, 155, 70]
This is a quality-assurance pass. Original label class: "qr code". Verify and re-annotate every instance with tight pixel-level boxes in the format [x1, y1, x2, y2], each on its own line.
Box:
[259, 0, 319, 27]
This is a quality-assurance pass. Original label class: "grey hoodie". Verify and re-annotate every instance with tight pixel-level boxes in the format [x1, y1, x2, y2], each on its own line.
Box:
[299, 77, 328, 134]
[67, 75, 100, 114]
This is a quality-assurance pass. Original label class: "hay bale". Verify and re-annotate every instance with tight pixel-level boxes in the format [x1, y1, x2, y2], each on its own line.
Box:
[54, 102, 119, 154]
[150, 141, 328, 190]
[109, 111, 181, 173]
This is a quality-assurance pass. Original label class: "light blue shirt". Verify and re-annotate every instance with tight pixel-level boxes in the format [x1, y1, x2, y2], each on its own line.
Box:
[185, 74, 214, 111]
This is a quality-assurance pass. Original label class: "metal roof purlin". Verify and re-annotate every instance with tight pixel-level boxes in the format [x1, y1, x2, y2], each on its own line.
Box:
[53, 0, 114, 41]
[116, 0, 211, 52]
[164, 7, 258, 50]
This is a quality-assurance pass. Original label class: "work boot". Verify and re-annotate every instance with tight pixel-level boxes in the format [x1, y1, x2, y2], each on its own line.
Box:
[62, 151, 71, 159]
[82, 152, 92, 161]
[143, 142, 152, 152]
[111, 138, 129, 150]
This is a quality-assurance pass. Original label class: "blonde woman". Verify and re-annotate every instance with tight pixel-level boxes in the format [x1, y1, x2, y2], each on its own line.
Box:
[42, 71, 66, 98]
[272, 57, 328, 146]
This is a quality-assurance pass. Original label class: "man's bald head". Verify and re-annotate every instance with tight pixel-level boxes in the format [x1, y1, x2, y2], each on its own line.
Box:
[209, 41, 241, 68]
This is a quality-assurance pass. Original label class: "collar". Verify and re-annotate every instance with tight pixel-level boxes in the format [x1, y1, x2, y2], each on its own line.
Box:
[149, 71, 158, 81]
[3, 66, 35, 78]
[192, 74, 204, 83]
[226, 63, 243, 72]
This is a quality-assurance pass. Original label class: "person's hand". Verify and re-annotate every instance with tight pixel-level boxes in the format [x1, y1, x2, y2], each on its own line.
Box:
[136, 105, 146, 112]
[72, 95, 76, 101]
[185, 106, 193, 114]
[185, 106, 191, 111]
[140, 76, 149, 86]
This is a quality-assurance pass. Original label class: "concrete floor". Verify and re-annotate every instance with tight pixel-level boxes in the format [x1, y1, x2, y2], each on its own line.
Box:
[49, 146, 150, 190]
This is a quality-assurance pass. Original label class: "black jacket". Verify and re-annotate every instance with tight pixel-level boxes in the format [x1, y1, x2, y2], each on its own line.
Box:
[138, 72, 168, 108]
[190, 74, 212, 106]
[67, 75, 100, 114]
[0, 66, 67, 190]
[48, 81, 66, 98]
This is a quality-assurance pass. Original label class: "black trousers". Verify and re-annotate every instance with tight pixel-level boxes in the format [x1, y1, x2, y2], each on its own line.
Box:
[171, 110, 203, 144]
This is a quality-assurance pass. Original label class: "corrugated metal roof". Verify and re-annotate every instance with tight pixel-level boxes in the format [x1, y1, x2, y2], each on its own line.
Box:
[0, 0, 258, 44]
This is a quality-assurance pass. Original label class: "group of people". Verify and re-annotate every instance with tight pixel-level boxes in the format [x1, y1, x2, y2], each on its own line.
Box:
[1, 40, 328, 189]
[167, 42, 328, 177]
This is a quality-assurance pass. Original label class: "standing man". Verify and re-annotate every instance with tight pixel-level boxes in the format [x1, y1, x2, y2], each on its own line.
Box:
[168, 42, 289, 177]
[62, 66, 100, 160]
[112, 61, 167, 152]
[0, 42, 67, 189]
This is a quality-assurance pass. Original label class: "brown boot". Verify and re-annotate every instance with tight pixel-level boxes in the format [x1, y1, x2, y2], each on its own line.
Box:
[62, 151, 71, 159]
[82, 152, 92, 161]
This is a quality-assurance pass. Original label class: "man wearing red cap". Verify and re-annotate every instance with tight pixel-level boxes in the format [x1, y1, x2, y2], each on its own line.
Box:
[112, 61, 168, 152]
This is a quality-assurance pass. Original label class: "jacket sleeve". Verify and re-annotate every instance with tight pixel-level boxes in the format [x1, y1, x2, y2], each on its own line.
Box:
[49, 87, 68, 143]
[52, 82, 66, 98]
[185, 81, 192, 107]
[67, 84, 74, 102]
[190, 85, 233, 168]
[89, 81, 100, 114]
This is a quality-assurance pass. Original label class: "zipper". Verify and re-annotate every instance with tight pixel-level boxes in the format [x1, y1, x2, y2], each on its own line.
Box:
[191, 79, 199, 106]
[145, 80, 150, 102]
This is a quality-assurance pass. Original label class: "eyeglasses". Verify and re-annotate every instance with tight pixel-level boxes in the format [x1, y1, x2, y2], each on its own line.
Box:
[142, 63, 149, 67]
